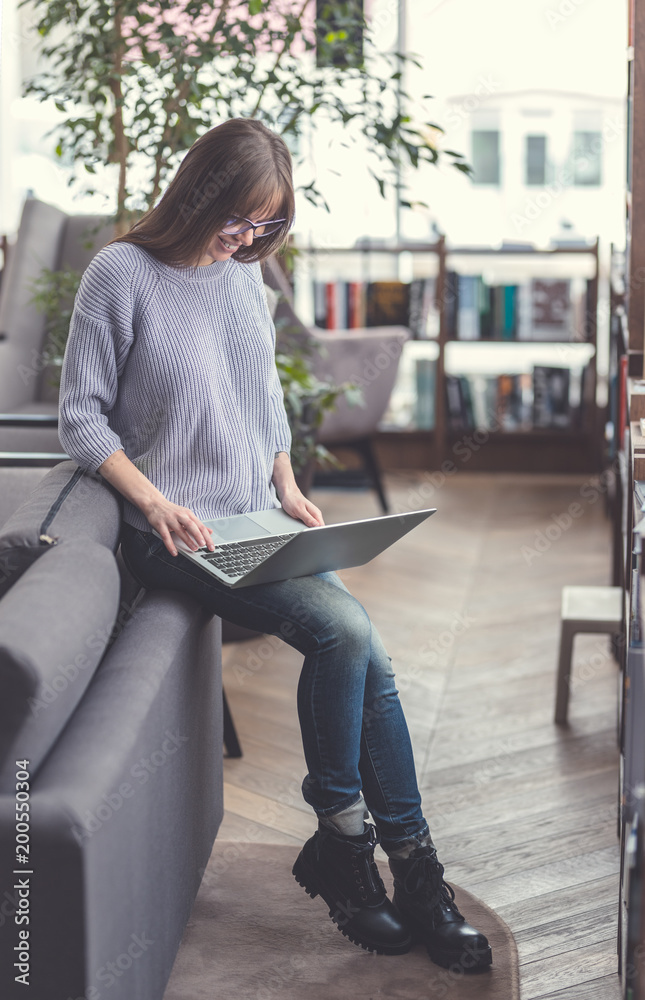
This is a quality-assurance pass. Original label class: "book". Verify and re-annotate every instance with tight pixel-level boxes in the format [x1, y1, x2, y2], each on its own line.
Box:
[325, 282, 337, 330]
[347, 281, 366, 328]
[313, 281, 327, 328]
[444, 271, 460, 340]
[532, 366, 571, 429]
[530, 280, 572, 340]
[366, 281, 410, 327]
[408, 277, 439, 339]
[414, 358, 436, 429]
[457, 275, 480, 340]
[445, 375, 471, 432]
[502, 285, 517, 340]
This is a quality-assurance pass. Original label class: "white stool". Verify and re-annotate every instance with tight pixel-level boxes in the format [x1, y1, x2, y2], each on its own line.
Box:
[554, 585, 623, 724]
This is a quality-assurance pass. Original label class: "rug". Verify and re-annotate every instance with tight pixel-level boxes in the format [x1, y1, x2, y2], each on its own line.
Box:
[163, 843, 520, 1000]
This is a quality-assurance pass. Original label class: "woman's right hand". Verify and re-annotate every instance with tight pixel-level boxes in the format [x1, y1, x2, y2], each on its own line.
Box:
[142, 498, 215, 557]
[97, 450, 214, 557]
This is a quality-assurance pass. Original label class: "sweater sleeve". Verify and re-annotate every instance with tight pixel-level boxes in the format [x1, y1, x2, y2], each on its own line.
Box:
[58, 246, 137, 472]
[259, 278, 292, 455]
[271, 358, 292, 455]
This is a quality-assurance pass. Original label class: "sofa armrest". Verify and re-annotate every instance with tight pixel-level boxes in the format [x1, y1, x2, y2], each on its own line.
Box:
[0, 589, 223, 1000]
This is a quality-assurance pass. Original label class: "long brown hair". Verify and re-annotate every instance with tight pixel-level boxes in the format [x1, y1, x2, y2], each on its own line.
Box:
[115, 118, 295, 266]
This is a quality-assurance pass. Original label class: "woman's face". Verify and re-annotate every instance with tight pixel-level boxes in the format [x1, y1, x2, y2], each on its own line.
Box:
[197, 197, 283, 266]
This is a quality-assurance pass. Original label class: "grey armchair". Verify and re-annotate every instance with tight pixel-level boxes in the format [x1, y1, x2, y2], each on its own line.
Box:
[0, 197, 113, 454]
[262, 255, 409, 512]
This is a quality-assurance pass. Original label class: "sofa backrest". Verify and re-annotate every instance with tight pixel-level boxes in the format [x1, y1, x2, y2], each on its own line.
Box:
[0, 535, 121, 791]
[0, 461, 128, 790]
[38, 212, 116, 405]
[0, 199, 115, 411]
[0, 199, 68, 411]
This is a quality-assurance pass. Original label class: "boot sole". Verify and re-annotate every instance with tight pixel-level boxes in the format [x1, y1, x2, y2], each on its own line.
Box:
[292, 853, 413, 956]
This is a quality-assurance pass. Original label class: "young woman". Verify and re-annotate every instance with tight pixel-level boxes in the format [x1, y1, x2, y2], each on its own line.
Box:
[58, 117, 492, 972]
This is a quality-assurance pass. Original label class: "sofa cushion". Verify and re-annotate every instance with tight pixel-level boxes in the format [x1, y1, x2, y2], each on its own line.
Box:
[0, 535, 121, 791]
[0, 460, 121, 598]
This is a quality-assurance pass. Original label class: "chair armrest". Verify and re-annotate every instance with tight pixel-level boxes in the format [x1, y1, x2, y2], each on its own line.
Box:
[0, 414, 59, 427]
[0, 414, 68, 466]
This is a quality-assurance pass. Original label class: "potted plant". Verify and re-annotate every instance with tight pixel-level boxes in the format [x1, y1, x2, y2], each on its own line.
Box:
[22, 0, 469, 454]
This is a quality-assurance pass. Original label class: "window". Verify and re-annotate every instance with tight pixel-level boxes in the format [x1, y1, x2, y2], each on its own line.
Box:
[572, 131, 602, 186]
[471, 131, 500, 185]
[525, 135, 547, 186]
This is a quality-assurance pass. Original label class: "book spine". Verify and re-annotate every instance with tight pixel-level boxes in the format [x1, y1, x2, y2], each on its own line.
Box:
[336, 281, 348, 330]
[325, 282, 337, 330]
[502, 286, 517, 340]
[313, 281, 327, 328]
[457, 275, 480, 340]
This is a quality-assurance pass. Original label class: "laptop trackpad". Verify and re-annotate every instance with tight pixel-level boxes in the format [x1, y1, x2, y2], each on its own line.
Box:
[208, 514, 274, 542]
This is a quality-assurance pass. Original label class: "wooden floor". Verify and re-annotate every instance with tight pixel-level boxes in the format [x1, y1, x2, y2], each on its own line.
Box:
[218, 472, 622, 1000]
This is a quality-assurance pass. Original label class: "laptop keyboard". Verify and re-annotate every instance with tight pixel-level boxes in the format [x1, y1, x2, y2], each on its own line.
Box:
[197, 534, 297, 578]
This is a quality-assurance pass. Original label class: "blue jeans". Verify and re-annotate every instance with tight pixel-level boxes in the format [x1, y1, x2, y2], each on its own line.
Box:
[120, 523, 429, 855]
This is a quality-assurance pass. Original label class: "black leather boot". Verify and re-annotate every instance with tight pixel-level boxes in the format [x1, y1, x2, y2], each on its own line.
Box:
[389, 846, 492, 971]
[293, 823, 413, 954]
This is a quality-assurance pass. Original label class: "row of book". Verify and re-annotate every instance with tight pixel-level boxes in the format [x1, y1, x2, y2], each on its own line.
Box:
[312, 275, 592, 343]
[313, 278, 440, 337]
[446, 274, 591, 342]
[445, 367, 584, 433]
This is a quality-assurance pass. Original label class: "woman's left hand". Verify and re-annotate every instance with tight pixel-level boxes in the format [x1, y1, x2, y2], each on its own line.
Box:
[279, 486, 325, 527]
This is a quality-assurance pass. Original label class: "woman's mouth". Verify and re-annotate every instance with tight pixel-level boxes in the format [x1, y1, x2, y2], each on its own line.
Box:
[218, 235, 239, 252]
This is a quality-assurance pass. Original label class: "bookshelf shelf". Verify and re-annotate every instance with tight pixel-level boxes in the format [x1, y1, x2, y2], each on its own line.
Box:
[293, 236, 601, 472]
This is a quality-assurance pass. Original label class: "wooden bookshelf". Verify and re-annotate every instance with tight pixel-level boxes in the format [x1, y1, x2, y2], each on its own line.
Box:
[611, 3, 645, 996]
[295, 238, 602, 473]
[442, 240, 601, 472]
[294, 239, 448, 470]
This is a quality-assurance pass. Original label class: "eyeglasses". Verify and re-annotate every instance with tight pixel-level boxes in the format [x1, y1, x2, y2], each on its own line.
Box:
[221, 215, 287, 238]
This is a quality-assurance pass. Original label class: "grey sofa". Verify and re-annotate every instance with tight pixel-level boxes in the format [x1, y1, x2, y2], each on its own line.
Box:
[0, 461, 223, 1000]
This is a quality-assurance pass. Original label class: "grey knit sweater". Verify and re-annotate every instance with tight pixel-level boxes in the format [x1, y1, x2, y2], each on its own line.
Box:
[58, 241, 292, 532]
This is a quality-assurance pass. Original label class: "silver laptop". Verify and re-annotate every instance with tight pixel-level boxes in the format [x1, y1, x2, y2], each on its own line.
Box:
[154, 506, 436, 588]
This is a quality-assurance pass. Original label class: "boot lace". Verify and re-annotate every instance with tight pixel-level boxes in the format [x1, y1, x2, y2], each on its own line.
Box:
[401, 849, 462, 917]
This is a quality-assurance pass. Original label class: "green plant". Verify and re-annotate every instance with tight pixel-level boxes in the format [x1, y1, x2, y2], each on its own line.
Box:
[23, 0, 469, 459]
[29, 265, 83, 385]
[22, 0, 470, 232]
[275, 336, 362, 476]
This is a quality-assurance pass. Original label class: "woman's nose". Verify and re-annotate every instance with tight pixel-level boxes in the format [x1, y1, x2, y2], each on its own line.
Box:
[240, 228, 255, 246]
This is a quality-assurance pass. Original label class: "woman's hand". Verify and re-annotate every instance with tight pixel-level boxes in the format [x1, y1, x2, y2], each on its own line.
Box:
[97, 450, 214, 557]
[279, 485, 325, 527]
[142, 498, 215, 557]
[272, 451, 324, 527]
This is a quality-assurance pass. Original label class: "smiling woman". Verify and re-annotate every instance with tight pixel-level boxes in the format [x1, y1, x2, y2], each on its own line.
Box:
[115, 118, 295, 268]
[58, 115, 492, 976]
